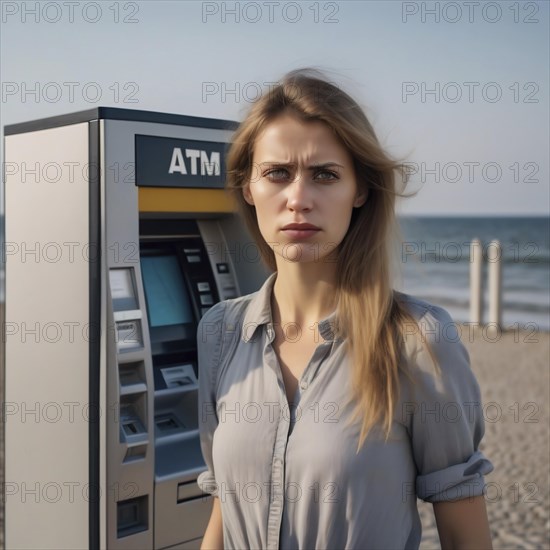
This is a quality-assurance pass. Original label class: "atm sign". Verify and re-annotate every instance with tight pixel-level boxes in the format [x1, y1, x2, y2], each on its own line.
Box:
[168, 148, 220, 177]
[135, 134, 228, 189]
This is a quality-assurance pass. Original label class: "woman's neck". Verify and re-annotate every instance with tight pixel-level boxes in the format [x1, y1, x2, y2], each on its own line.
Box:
[271, 264, 338, 329]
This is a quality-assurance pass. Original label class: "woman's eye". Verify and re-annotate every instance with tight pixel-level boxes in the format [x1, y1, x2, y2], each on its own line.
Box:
[265, 168, 290, 180]
[315, 170, 338, 181]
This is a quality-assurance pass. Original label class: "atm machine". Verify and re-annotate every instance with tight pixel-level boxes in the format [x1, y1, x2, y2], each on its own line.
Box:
[1, 107, 269, 549]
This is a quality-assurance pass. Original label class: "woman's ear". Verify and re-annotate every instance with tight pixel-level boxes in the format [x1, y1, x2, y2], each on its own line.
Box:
[242, 184, 254, 206]
[353, 188, 368, 208]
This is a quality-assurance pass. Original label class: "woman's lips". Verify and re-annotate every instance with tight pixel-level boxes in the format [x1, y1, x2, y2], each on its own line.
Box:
[281, 228, 320, 240]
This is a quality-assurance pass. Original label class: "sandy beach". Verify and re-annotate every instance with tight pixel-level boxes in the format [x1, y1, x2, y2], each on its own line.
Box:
[417, 326, 550, 550]
[1, 326, 548, 549]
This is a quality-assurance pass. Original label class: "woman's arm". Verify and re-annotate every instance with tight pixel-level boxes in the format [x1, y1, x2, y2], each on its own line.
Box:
[200, 496, 224, 549]
[433, 495, 493, 550]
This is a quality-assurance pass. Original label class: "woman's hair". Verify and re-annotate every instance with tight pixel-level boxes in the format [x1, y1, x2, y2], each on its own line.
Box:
[225, 67, 438, 452]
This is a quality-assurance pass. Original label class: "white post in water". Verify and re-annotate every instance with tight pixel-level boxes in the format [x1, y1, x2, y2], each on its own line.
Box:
[470, 238, 483, 326]
[487, 239, 503, 336]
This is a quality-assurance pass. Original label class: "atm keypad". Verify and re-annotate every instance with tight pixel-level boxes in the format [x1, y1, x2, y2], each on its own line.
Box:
[200, 294, 214, 306]
[196, 282, 210, 292]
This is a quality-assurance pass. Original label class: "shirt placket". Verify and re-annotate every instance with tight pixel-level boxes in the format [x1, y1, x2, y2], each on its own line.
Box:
[263, 323, 334, 549]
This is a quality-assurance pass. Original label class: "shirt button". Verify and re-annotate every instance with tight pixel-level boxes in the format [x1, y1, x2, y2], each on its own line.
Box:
[300, 381, 308, 390]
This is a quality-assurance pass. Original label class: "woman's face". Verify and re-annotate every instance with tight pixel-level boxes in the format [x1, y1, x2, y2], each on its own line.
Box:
[243, 113, 367, 265]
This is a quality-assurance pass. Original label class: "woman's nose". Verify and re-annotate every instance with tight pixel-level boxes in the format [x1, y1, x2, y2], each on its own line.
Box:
[286, 172, 313, 211]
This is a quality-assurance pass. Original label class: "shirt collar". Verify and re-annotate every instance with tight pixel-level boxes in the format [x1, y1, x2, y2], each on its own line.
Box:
[241, 272, 340, 343]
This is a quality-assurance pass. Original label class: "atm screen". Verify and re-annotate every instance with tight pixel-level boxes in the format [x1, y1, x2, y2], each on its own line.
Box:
[140, 253, 195, 357]
[141, 255, 193, 327]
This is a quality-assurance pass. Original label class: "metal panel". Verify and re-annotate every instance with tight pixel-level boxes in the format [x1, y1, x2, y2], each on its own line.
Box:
[102, 119, 155, 550]
[4, 124, 90, 549]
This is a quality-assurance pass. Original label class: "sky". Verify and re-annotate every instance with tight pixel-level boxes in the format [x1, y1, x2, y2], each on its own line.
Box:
[1, 0, 549, 216]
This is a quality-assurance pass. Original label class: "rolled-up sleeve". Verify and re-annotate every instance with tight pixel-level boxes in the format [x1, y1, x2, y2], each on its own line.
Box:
[196, 301, 227, 498]
[402, 304, 494, 503]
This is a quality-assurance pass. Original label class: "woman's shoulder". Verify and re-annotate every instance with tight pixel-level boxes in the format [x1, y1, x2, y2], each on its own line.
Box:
[393, 290, 467, 373]
[197, 289, 262, 339]
[393, 289, 454, 326]
[196, 292, 262, 388]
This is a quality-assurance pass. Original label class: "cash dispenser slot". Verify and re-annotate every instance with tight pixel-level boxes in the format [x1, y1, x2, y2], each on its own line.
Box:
[152, 362, 200, 394]
[119, 361, 147, 396]
[155, 413, 183, 434]
[119, 391, 148, 463]
[177, 480, 203, 503]
[160, 364, 197, 391]
[154, 389, 198, 445]
[117, 495, 148, 538]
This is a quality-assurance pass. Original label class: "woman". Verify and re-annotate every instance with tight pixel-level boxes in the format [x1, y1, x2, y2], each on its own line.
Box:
[197, 68, 494, 550]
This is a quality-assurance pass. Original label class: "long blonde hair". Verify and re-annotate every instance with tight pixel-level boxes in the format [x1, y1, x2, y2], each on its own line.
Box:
[225, 67, 438, 452]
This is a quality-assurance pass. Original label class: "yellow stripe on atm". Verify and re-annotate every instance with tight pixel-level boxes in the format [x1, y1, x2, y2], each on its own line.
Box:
[138, 187, 236, 213]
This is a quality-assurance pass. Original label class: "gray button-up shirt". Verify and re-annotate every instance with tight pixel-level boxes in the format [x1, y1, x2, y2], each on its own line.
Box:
[197, 272, 494, 550]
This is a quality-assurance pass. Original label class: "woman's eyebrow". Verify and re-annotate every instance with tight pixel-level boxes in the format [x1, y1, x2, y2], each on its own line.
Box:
[259, 161, 345, 169]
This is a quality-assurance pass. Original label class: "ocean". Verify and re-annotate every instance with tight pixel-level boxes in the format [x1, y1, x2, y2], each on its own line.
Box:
[395, 216, 550, 332]
[0, 215, 548, 331]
